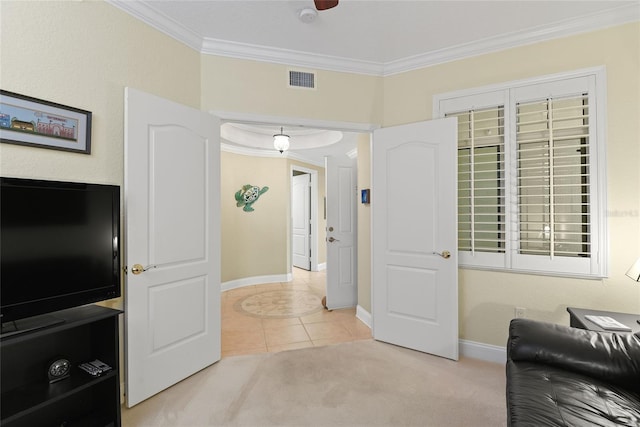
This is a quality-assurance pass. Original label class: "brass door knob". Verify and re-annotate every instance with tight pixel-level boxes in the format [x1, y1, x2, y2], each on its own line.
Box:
[131, 264, 157, 275]
[433, 250, 451, 259]
[328, 237, 340, 243]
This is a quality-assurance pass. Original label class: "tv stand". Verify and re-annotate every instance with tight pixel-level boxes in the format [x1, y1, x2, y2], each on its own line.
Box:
[1, 313, 66, 338]
[0, 305, 122, 426]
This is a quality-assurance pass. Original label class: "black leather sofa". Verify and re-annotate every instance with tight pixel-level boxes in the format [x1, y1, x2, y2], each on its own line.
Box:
[506, 318, 640, 426]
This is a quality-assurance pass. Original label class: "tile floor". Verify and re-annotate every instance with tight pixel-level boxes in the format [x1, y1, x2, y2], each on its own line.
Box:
[222, 268, 372, 357]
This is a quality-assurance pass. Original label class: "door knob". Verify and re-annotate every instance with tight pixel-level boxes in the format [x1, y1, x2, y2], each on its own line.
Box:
[433, 250, 451, 259]
[131, 264, 157, 275]
[328, 237, 340, 243]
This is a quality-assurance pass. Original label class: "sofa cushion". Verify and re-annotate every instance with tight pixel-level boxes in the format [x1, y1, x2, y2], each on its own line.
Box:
[507, 360, 640, 427]
[508, 319, 640, 391]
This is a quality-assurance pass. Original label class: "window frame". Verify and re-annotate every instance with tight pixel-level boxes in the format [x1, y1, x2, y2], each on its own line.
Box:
[433, 67, 608, 279]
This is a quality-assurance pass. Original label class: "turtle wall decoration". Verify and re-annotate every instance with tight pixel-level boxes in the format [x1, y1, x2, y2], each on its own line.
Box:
[235, 184, 269, 212]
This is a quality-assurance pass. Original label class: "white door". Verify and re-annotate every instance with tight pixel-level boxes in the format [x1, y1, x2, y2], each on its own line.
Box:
[292, 173, 311, 270]
[372, 119, 458, 360]
[124, 88, 221, 406]
[325, 155, 357, 309]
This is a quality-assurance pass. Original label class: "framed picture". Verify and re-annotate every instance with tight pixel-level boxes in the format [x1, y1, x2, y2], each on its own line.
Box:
[0, 90, 91, 154]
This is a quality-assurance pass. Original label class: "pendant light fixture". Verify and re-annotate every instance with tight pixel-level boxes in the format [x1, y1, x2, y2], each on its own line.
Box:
[273, 127, 290, 153]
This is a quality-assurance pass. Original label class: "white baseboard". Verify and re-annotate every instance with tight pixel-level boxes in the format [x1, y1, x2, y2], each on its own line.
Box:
[459, 339, 506, 364]
[355, 305, 504, 364]
[221, 273, 292, 292]
[356, 305, 372, 328]
[317, 263, 326, 271]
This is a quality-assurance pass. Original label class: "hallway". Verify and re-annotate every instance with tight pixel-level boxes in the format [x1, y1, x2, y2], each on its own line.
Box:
[222, 268, 372, 357]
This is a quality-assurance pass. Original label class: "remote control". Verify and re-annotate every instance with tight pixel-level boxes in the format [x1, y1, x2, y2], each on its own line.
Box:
[90, 359, 112, 372]
[79, 363, 101, 376]
[78, 359, 112, 376]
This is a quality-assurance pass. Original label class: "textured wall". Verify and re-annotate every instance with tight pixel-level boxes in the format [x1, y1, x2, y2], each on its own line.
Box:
[0, 1, 201, 312]
[200, 55, 383, 124]
[219, 152, 328, 284]
[357, 135, 372, 313]
[220, 152, 289, 282]
[0, 1, 201, 186]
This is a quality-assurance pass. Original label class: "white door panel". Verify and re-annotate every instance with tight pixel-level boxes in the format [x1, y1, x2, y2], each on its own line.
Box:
[292, 173, 311, 270]
[372, 119, 458, 360]
[125, 87, 221, 406]
[149, 126, 207, 265]
[326, 156, 357, 309]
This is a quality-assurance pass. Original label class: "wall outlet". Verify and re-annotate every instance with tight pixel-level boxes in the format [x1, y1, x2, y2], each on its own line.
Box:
[515, 307, 526, 318]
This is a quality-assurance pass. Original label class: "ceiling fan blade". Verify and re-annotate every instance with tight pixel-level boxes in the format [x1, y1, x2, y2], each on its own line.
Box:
[314, 0, 338, 11]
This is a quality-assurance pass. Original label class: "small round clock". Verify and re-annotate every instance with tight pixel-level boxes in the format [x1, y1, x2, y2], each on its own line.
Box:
[47, 358, 71, 383]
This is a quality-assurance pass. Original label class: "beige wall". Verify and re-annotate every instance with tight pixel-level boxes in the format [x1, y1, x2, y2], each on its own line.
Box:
[220, 152, 327, 283]
[0, 2, 201, 187]
[382, 22, 640, 346]
[220, 152, 289, 282]
[0, 1, 202, 311]
[200, 55, 383, 124]
[357, 135, 372, 313]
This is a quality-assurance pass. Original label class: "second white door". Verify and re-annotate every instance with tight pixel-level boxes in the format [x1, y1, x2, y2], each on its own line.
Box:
[292, 173, 311, 270]
[372, 119, 458, 360]
[325, 155, 357, 309]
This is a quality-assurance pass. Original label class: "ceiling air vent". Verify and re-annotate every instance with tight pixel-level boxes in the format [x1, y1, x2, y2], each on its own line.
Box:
[288, 70, 316, 89]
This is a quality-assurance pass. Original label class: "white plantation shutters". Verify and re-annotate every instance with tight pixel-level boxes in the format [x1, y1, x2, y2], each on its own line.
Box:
[451, 107, 506, 255]
[436, 69, 606, 278]
[515, 95, 590, 258]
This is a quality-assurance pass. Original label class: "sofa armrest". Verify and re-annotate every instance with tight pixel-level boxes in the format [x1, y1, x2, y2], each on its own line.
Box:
[508, 318, 640, 390]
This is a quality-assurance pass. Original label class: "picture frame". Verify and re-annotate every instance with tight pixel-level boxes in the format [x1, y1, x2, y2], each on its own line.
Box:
[0, 90, 92, 154]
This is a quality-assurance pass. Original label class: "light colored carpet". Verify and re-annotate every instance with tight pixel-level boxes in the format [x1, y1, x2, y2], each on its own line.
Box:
[122, 339, 506, 426]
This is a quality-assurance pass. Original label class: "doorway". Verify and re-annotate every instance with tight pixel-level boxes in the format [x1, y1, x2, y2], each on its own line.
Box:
[292, 169, 313, 271]
[292, 171, 311, 270]
[214, 113, 372, 351]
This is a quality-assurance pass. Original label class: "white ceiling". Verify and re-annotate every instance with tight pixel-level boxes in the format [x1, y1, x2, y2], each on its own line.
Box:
[110, 0, 638, 75]
[108, 0, 638, 164]
[220, 123, 360, 166]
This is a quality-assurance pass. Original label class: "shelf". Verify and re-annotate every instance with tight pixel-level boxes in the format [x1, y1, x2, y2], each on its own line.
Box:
[1, 369, 117, 423]
[0, 305, 122, 427]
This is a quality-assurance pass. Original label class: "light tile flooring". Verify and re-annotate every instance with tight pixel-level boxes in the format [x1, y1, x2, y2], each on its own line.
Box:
[222, 268, 372, 357]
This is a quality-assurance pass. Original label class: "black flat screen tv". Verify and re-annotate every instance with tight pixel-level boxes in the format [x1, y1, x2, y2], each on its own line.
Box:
[1, 177, 121, 328]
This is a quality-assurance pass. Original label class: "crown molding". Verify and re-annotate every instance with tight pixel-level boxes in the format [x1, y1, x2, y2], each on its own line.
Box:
[108, 1, 639, 77]
[106, 0, 203, 51]
[383, 3, 640, 76]
[201, 38, 384, 76]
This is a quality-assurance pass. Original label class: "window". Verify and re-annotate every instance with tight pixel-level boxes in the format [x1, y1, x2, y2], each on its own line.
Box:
[434, 68, 607, 278]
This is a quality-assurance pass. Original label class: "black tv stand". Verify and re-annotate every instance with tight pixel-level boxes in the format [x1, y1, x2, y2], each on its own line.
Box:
[1, 313, 66, 338]
[0, 304, 122, 426]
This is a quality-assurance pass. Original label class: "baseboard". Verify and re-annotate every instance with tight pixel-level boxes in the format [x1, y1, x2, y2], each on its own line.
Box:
[459, 339, 506, 364]
[221, 273, 292, 292]
[356, 305, 372, 328]
[317, 263, 326, 271]
[354, 307, 503, 363]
